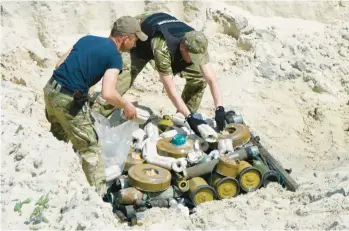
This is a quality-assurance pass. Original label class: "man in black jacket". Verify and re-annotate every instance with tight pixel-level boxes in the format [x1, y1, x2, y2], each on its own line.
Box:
[93, 12, 226, 135]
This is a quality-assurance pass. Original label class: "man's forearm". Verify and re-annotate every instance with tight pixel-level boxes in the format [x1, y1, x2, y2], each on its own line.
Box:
[200, 63, 223, 109]
[101, 68, 130, 111]
[103, 90, 128, 109]
[168, 92, 191, 117]
[207, 79, 223, 109]
[160, 74, 191, 117]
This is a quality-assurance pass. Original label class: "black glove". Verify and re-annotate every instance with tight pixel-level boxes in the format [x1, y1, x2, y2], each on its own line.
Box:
[215, 106, 226, 132]
[186, 113, 208, 137]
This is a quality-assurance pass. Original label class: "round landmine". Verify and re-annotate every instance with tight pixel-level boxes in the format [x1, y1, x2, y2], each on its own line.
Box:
[156, 135, 194, 158]
[128, 164, 171, 192]
[220, 123, 251, 147]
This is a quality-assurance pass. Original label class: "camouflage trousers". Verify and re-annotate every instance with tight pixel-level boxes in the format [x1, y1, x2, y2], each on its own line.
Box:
[91, 50, 208, 118]
[43, 79, 106, 195]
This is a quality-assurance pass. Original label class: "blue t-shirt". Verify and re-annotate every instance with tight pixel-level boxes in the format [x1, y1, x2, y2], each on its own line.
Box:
[53, 35, 123, 94]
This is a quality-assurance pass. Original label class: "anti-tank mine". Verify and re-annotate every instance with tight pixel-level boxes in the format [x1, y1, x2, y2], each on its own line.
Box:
[102, 109, 298, 226]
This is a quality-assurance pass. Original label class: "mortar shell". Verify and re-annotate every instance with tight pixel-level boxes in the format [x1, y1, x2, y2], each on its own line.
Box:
[237, 161, 262, 192]
[226, 148, 248, 161]
[183, 158, 219, 180]
[252, 159, 270, 174]
[188, 177, 216, 206]
[215, 156, 239, 178]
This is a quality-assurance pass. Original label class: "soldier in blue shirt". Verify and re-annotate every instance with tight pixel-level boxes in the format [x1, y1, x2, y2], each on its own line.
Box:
[43, 16, 147, 195]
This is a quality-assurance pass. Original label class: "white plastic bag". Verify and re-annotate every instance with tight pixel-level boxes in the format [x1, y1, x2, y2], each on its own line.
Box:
[91, 111, 139, 183]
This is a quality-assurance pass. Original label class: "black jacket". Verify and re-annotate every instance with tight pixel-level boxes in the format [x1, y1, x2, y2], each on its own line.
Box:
[134, 12, 194, 75]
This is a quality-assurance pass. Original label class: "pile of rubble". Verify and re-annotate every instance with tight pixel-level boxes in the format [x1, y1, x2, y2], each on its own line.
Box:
[93, 108, 296, 226]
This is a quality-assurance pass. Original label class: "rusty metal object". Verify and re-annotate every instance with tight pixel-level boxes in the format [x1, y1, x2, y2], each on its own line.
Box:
[116, 187, 143, 205]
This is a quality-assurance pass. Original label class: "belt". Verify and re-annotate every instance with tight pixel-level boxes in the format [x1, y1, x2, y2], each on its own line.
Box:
[48, 77, 75, 96]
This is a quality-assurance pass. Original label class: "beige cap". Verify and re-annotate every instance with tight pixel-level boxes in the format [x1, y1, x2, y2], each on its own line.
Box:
[182, 31, 209, 65]
[112, 16, 148, 41]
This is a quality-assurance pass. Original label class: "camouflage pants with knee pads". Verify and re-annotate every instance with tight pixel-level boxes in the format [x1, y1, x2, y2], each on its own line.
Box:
[43, 80, 106, 195]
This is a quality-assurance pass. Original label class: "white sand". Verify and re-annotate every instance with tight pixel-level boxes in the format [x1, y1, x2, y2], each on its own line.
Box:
[1, 1, 348, 230]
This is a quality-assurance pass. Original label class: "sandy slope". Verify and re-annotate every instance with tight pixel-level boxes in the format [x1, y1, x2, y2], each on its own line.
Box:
[1, 1, 349, 230]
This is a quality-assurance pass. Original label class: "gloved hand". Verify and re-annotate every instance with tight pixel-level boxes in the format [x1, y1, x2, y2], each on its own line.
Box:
[186, 113, 208, 137]
[215, 106, 226, 132]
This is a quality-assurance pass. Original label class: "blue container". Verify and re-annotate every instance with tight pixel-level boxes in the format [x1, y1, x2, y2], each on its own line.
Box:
[171, 134, 187, 146]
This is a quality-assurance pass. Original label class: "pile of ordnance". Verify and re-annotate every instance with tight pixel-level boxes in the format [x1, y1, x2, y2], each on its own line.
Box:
[104, 110, 298, 226]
